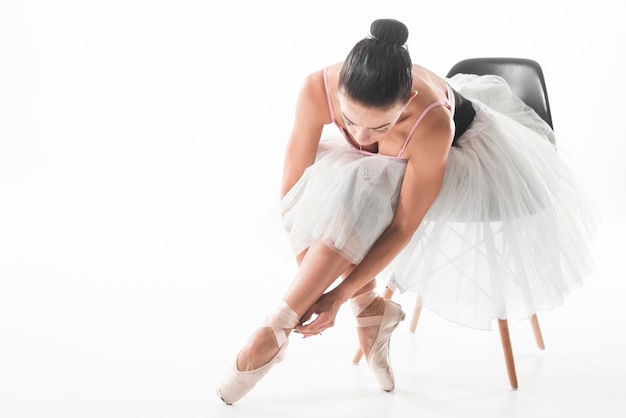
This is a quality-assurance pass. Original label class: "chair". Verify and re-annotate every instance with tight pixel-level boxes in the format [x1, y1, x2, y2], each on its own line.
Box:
[447, 57, 554, 130]
[352, 57, 554, 390]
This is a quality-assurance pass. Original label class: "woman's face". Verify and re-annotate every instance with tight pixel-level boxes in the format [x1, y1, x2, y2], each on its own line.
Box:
[338, 94, 406, 147]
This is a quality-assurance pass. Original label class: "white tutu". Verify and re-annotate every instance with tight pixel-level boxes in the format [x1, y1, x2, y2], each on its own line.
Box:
[281, 73, 595, 330]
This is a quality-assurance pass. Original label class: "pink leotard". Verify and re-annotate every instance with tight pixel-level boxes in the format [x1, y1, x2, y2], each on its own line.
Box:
[323, 67, 455, 159]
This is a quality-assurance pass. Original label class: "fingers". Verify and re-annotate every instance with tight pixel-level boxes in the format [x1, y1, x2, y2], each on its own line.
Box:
[294, 312, 334, 337]
[294, 323, 321, 337]
[294, 320, 322, 337]
[299, 308, 317, 326]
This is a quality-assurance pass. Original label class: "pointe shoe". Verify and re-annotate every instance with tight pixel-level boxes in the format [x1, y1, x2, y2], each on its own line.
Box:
[352, 292, 405, 392]
[366, 299, 405, 392]
[216, 338, 290, 405]
[216, 301, 299, 405]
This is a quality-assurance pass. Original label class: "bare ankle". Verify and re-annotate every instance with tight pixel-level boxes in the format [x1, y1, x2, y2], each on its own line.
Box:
[236, 328, 276, 371]
[357, 296, 385, 317]
[237, 327, 292, 372]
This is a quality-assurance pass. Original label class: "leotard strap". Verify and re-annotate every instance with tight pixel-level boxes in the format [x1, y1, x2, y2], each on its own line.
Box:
[323, 67, 338, 123]
[397, 93, 452, 158]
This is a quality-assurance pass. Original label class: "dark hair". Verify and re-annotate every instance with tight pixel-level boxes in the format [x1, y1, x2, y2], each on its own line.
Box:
[338, 19, 413, 108]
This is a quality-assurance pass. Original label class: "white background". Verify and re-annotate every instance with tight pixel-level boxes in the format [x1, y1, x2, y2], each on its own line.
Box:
[1, 1, 625, 417]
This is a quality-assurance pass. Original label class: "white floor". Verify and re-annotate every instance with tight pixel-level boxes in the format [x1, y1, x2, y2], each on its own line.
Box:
[1, 2, 625, 417]
[0, 182, 623, 418]
[211, 222, 626, 418]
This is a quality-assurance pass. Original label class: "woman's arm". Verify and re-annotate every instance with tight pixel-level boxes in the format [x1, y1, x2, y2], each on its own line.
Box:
[295, 106, 454, 334]
[280, 70, 331, 198]
[338, 108, 453, 297]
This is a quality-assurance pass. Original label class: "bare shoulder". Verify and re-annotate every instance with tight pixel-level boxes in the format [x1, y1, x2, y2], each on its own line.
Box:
[405, 105, 454, 162]
[412, 63, 432, 76]
[295, 63, 342, 125]
[299, 69, 325, 100]
[412, 64, 448, 95]
[403, 64, 454, 155]
[299, 63, 342, 102]
[403, 69, 455, 160]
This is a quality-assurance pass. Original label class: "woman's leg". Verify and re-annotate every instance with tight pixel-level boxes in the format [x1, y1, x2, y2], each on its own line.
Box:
[337, 265, 382, 359]
[218, 240, 401, 404]
[342, 266, 405, 391]
[218, 240, 354, 404]
[235, 240, 354, 372]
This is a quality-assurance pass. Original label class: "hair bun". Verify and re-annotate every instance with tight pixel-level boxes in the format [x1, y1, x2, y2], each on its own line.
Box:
[369, 19, 409, 47]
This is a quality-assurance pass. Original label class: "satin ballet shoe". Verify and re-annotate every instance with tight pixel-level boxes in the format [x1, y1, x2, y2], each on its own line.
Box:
[216, 301, 300, 405]
[352, 292, 405, 392]
[216, 338, 290, 405]
[366, 299, 405, 391]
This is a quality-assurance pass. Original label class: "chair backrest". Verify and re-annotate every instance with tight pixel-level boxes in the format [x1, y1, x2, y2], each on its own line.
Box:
[446, 57, 553, 129]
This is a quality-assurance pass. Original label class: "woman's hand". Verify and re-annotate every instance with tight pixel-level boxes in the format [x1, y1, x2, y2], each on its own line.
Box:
[294, 290, 343, 337]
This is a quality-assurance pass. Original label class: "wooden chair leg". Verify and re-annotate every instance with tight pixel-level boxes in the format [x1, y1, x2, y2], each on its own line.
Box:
[352, 286, 396, 364]
[382, 286, 394, 299]
[497, 319, 518, 389]
[530, 314, 545, 350]
[352, 342, 365, 364]
[409, 295, 423, 333]
[354, 290, 538, 389]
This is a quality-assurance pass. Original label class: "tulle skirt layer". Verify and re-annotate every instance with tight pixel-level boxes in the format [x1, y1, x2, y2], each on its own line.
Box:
[281, 73, 595, 330]
[282, 145, 407, 264]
